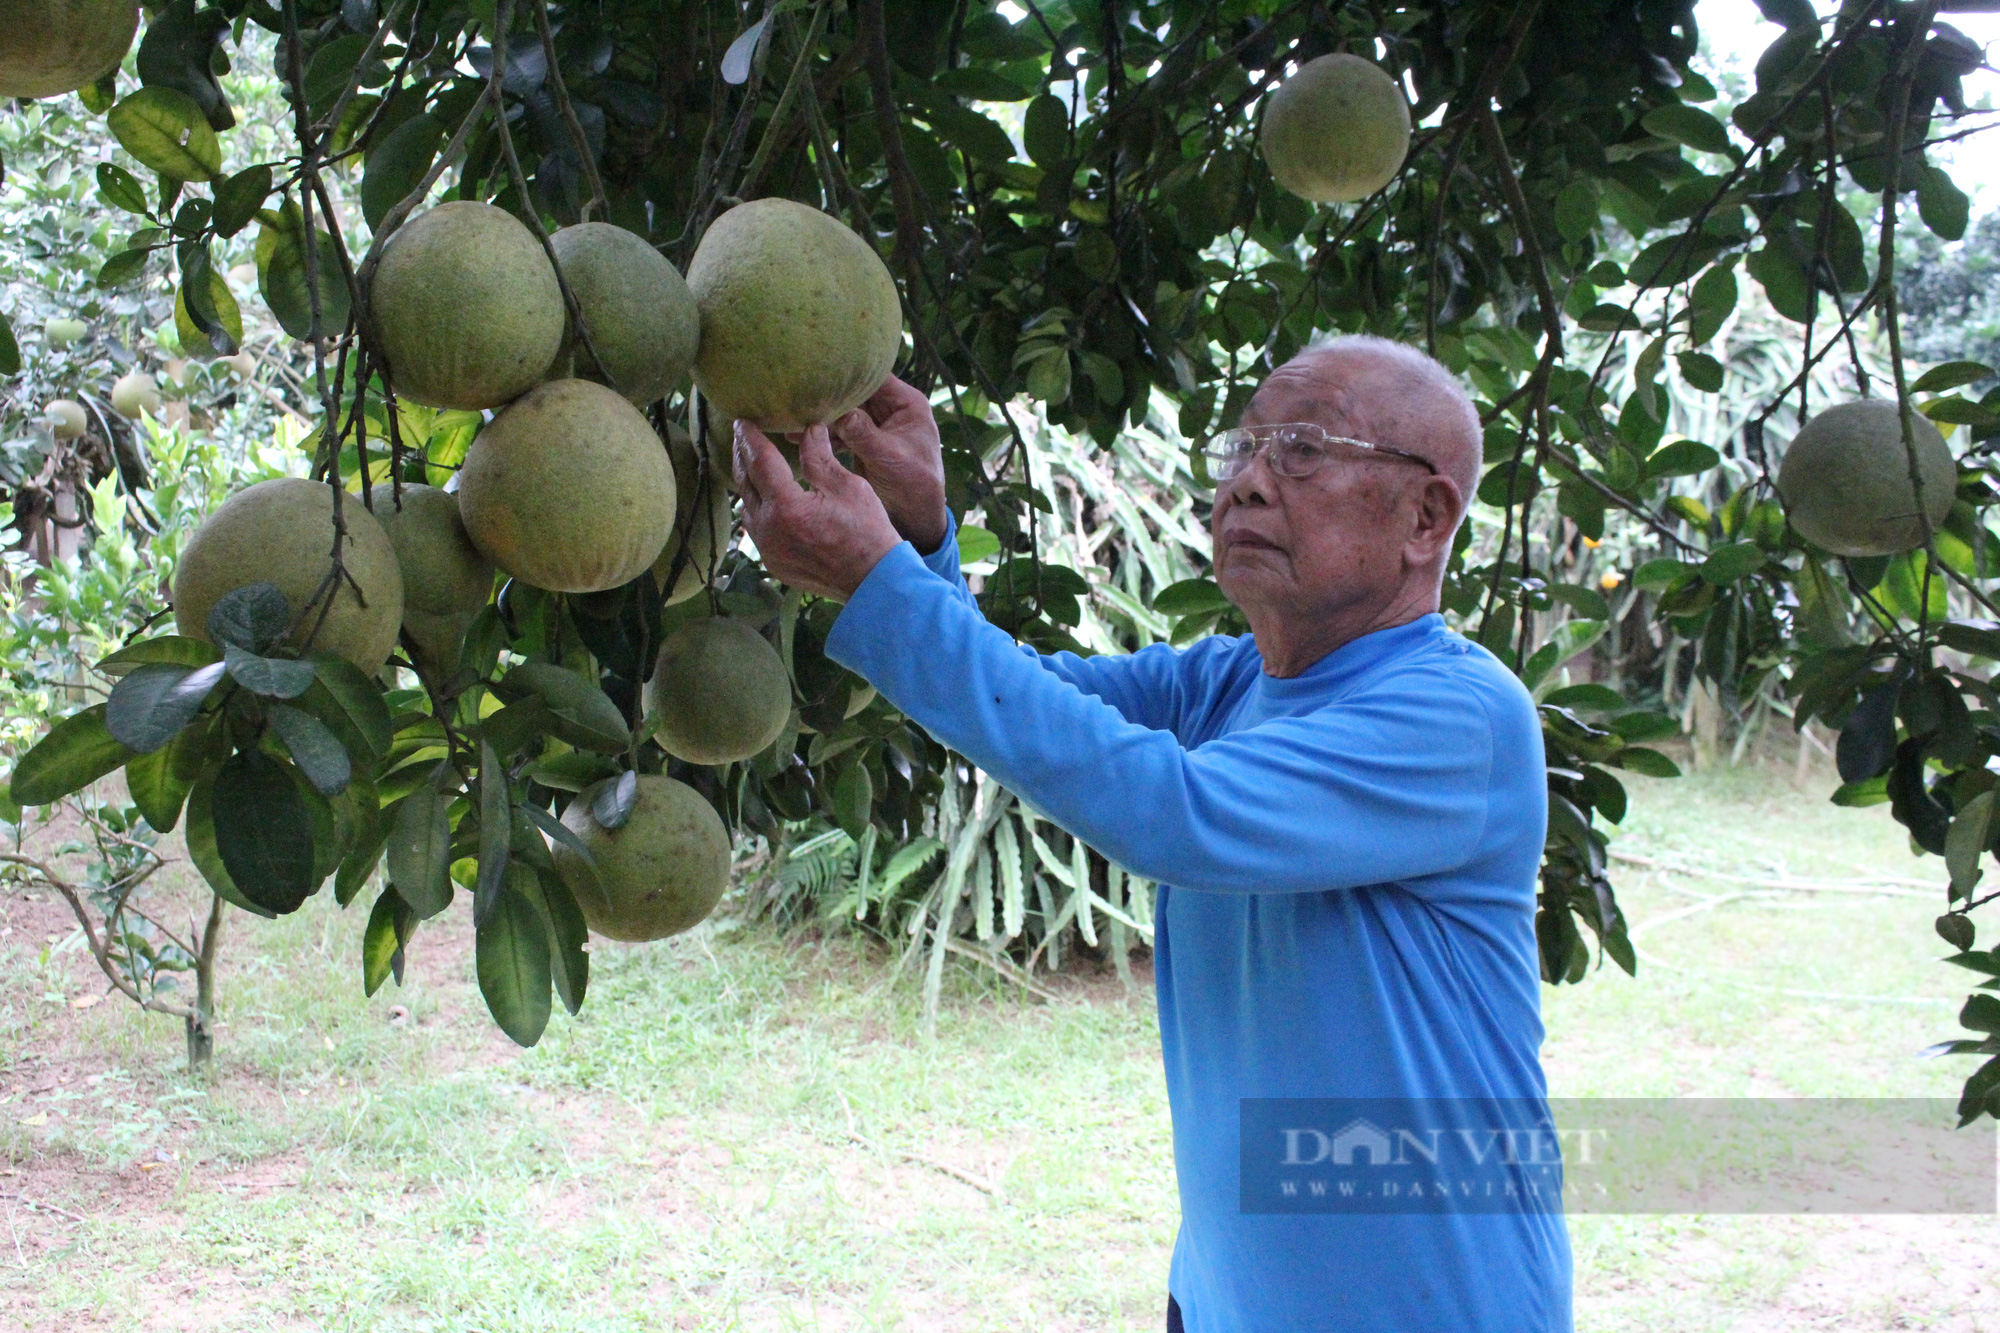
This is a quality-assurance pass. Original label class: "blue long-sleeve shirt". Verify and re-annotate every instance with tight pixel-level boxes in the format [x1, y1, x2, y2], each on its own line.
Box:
[825, 517, 1572, 1333]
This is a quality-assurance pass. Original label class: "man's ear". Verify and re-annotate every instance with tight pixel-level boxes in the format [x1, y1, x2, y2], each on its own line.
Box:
[1408, 476, 1465, 559]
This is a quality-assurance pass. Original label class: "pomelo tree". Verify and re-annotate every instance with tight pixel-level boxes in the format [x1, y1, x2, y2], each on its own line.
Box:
[3, 0, 1998, 1127]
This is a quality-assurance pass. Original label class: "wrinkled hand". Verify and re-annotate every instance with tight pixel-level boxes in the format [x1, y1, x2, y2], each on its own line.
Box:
[734, 419, 902, 601]
[829, 375, 948, 555]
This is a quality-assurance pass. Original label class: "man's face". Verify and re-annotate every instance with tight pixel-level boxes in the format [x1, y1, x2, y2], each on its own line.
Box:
[1210, 358, 1432, 624]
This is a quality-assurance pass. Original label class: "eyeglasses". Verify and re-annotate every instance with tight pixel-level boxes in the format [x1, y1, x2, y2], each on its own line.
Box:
[1201, 422, 1438, 483]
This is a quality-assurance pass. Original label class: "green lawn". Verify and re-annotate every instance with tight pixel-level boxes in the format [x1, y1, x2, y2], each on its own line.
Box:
[4, 757, 1994, 1331]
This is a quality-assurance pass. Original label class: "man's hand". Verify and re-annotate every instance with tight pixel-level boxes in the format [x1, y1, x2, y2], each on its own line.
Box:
[735, 419, 903, 601]
[829, 375, 949, 555]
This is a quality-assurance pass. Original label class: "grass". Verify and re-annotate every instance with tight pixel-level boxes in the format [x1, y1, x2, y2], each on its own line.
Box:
[3, 755, 1997, 1331]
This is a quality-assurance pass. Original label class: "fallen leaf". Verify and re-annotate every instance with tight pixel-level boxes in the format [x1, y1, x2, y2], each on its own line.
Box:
[21, 1113, 47, 1127]
[72, 994, 103, 1010]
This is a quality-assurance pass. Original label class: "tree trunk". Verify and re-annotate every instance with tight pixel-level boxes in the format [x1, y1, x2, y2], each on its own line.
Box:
[185, 892, 225, 1073]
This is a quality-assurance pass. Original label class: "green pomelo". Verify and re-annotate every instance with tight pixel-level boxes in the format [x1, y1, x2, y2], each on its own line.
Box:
[457, 378, 677, 593]
[43, 317, 86, 348]
[370, 202, 565, 410]
[1777, 399, 1957, 557]
[400, 606, 477, 681]
[550, 222, 700, 406]
[110, 371, 160, 418]
[553, 774, 731, 942]
[651, 422, 734, 604]
[173, 478, 406, 673]
[643, 617, 792, 766]
[0, 0, 137, 98]
[367, 483, 494, 616]
[1259, 53, 1412, 204]
[687, 198, 903, 431]
[45, 399, 86, 440]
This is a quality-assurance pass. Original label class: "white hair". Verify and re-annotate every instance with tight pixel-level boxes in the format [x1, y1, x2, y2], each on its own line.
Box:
[1296, 333, 1481, 497]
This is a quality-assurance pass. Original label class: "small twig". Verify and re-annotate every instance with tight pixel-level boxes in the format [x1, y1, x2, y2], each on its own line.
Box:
[5, 1196, 85, 1225]
[738, 0, 833, 200]
[530, 0, 608, 221]
[942, 937, 1063, 1003]
[837, 1128, 1005, 1198]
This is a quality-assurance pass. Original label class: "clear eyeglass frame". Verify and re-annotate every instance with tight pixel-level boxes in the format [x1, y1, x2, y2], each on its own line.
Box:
[1200, 422, 1438, 483]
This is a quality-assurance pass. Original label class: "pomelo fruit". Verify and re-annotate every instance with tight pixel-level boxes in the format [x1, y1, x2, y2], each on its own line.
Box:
[651, 422, 734, 604]
[1260, 53, 1411, 204]
[549, 222, 700, 406]
[367, 483, 494, 616]
[0, 0, 137, 99]
[369, 201, 564, 410]
[686, 198, 902, 431]
[109, 371, 161, 418]
[45, 399, 86, 440]
[43, 317, 86, 348]
[173, 478, 406, 673]
[457, 378, 676, 593]
[553, 774, 731, 942]
[1776, 399, 1956, 557]
[643, 617, 792, 765]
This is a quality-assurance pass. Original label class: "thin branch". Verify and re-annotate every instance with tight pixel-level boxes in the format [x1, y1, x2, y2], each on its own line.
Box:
[531, 0, 609, 222]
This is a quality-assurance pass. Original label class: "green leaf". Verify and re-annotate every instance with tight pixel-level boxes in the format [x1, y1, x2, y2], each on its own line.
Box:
[1152, 577, 1233, 617]
[1575, 303, 1639, 334]
[360, 114, 443, 230]
[1829, 774, 1890, 807]
[1543, 683, 1627, 712]
[1640, 104, 1734, 155]
[0, 311, 14, 378]
[223, 643, 316, 698]
[124, 740, 194, 835]
[96, 248, 149, 289]
[1645, 439, 1720, 479]
[335, 793, 391, 907]
[304, 32, 371, 115]
[97, 634, 221, 677]
[477, 880, 553, 1047]
[386, 783, 455, 919]
[105, 661, 224, 754]
[955, 524, 1001, 566]
[1553, 179, 1599, 243]
[931, 105, 1017, 168]
[184, 772, 278, 918]
[211, 749, 319, 914]
[1022, 94, 1069, 169]
[210, 164, 272, 238]
[1746, 242, 1812, 323]
[1522, 620, 1607, 691]
[1610, 711, 1678, 742]
[106, 87, 221, 182]
[1918, 166, 1970, 242]
[307, 655, 394, 759]
[520, 864, 590, 1017]
[175, 245, 240, 356]
[1939, 620, 2000, 659]
[1613, 747, 1681, 778]
[96, 163, 148, 214]
[476, 740, 511, 925]
[831, 762, 873, 840]
[256, 198, 351, 341]
[10, 705, 137, 806]
[1024, 347, 1072, 404]
[1698, 541, 1766, 585]
[1688, 263, 1738, 347]
[362, 883, 418, 996]
[208, 582, 290, 653]
[1676, 351, 1724, 393]
[1947, 789, 1994, 900]
[526, 749, 620, 793]
[1912, 362, 1997, 394]
[496, 662, 630, 754]
[135, 0, 234, 130]
[266, 704, 352, 797]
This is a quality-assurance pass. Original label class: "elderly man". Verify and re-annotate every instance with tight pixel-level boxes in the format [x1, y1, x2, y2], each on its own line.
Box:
[733, 334, 1571, 1333]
